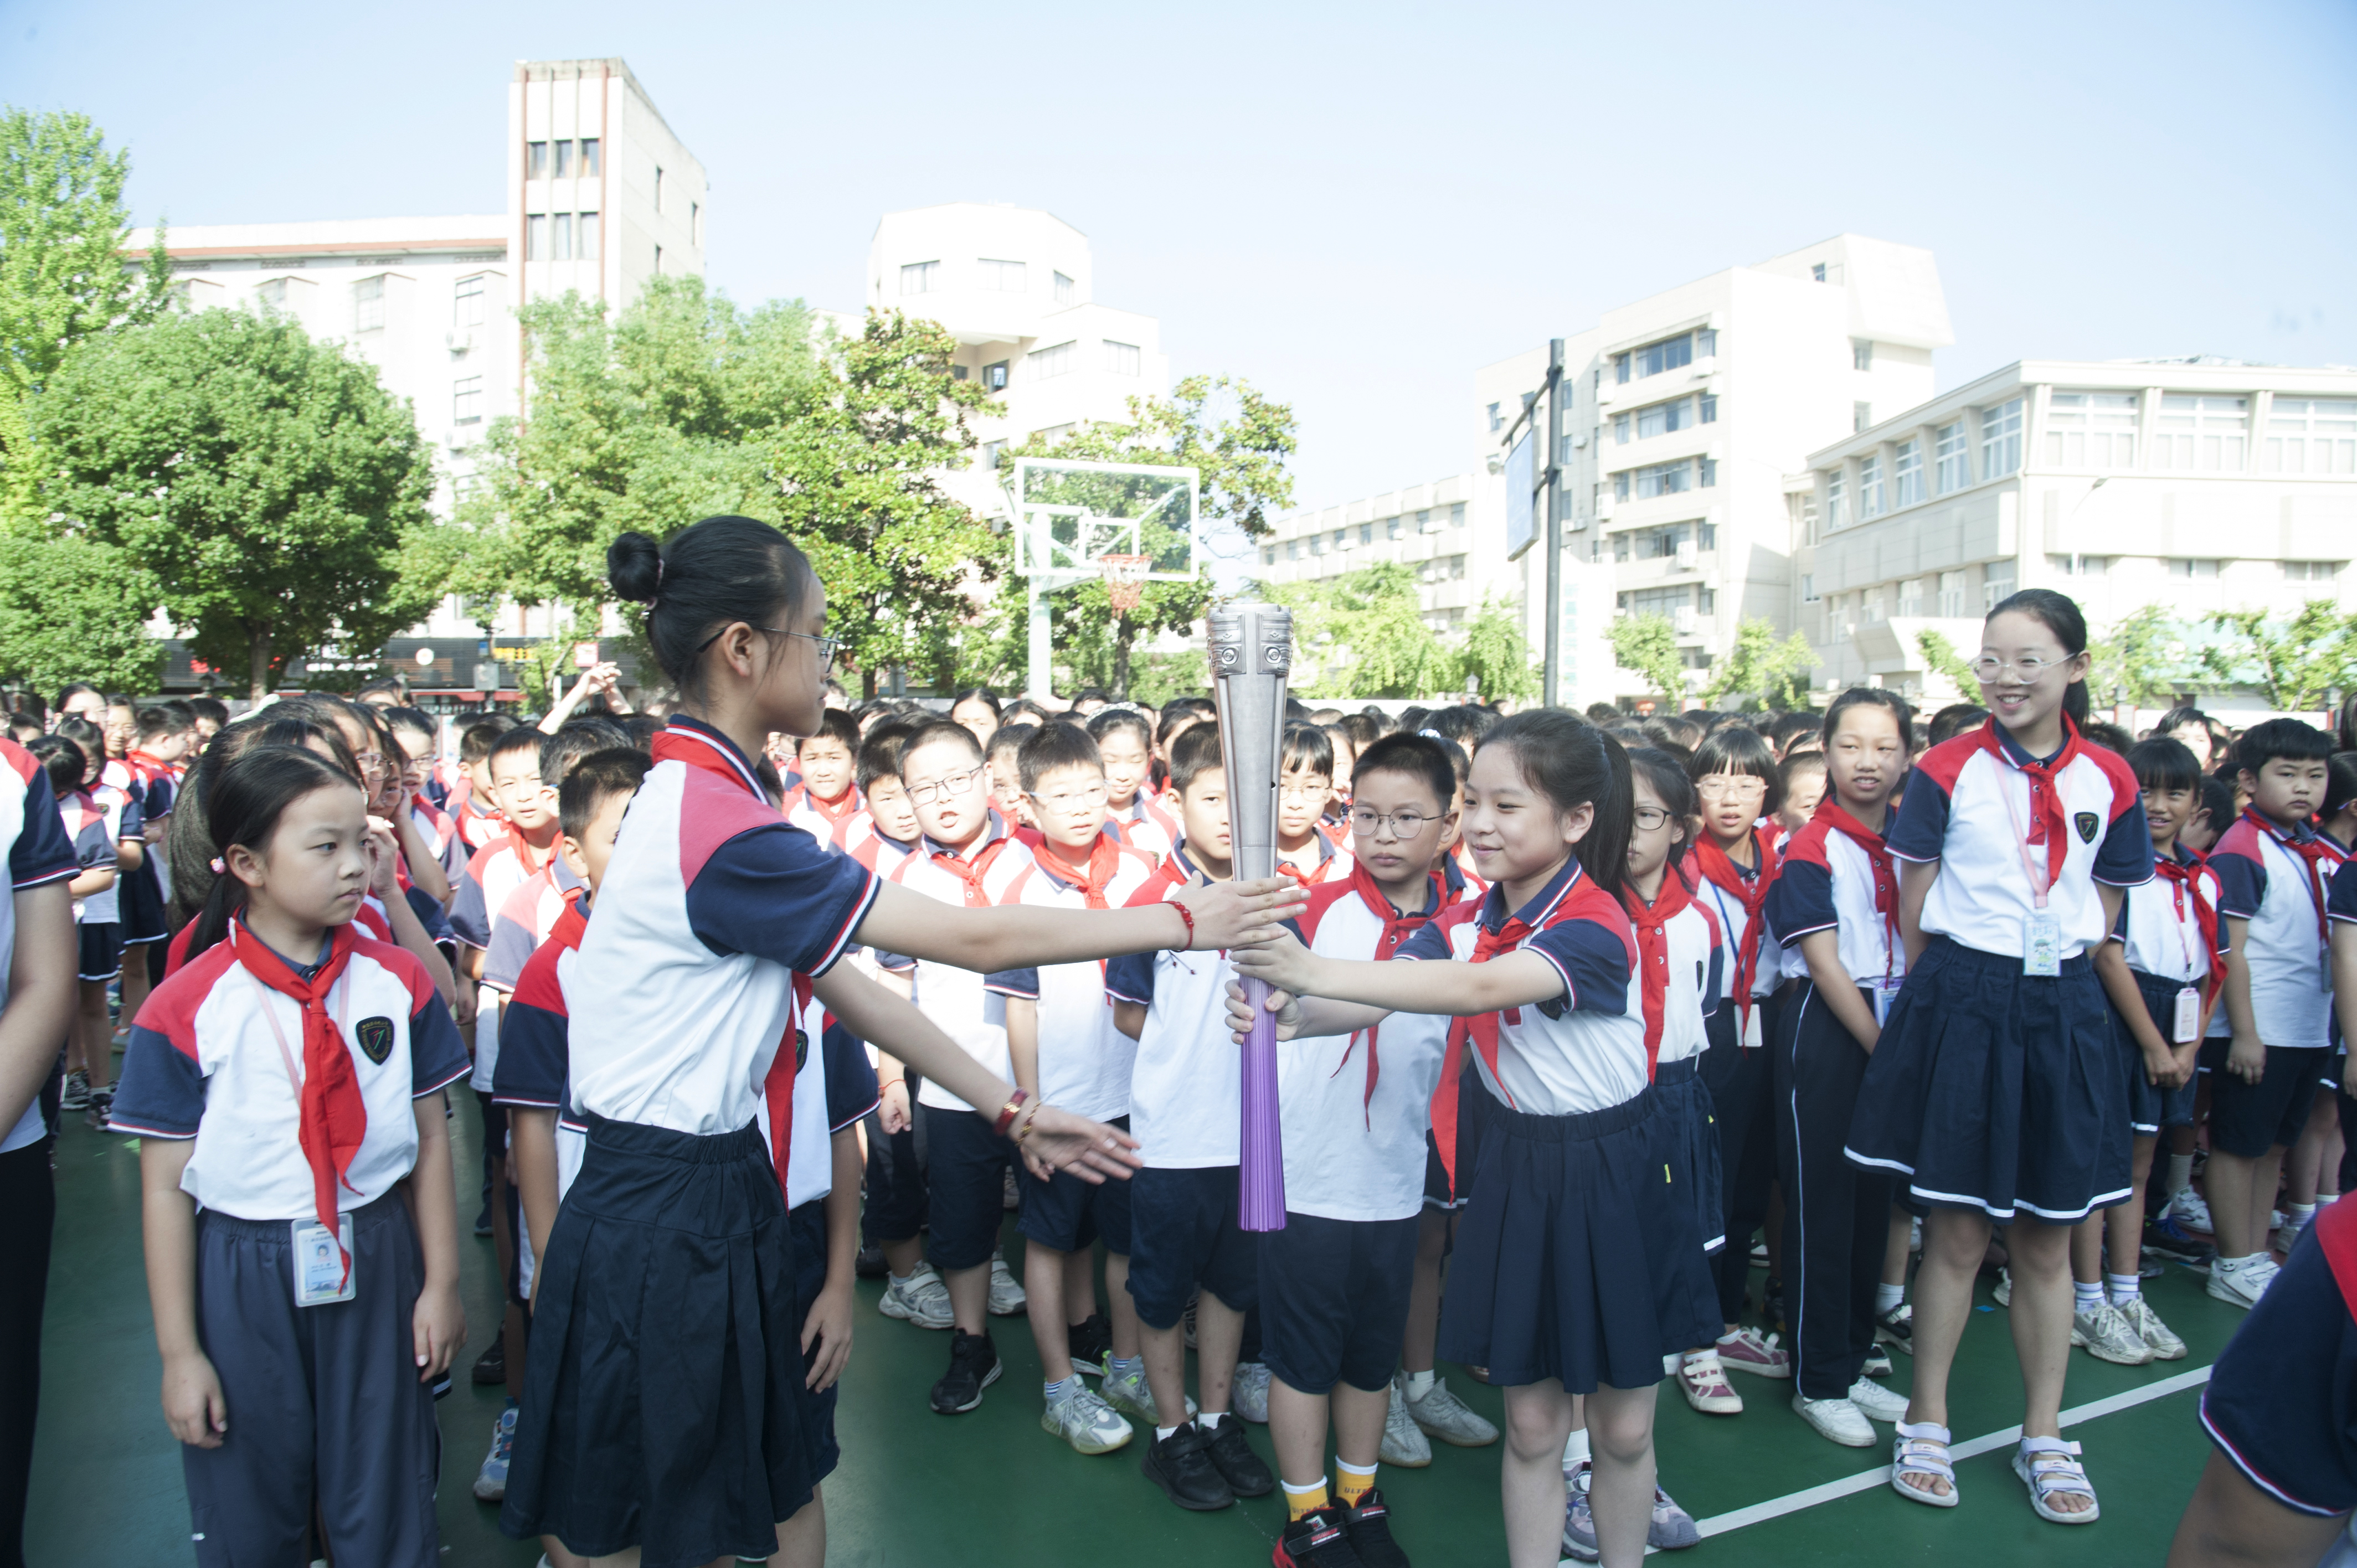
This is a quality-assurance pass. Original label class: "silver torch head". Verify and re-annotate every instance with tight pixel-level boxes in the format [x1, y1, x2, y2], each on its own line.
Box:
[1208, 603, 1293, 885]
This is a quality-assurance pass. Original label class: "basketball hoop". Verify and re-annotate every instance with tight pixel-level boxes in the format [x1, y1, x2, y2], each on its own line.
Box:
[1100, 554, 1151, 616]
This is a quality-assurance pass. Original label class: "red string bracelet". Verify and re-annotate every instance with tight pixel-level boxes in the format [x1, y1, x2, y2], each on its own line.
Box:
[1170, 899, 1196, 947]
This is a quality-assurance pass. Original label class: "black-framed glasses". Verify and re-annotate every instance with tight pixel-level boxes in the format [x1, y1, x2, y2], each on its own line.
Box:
[906, 765, 986, 806]
[1348, 808, 1435, 838]
[694, 624, 842, 669]
[1632, 805, 1673, 832]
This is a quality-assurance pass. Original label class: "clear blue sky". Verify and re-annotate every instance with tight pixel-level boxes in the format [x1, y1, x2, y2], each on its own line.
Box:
[4, 0, 2351, 506]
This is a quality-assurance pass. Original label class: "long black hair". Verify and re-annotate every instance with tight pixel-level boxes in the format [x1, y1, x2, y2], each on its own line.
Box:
[1625, 746, 1697, 871]
[1985, 588, 2092, 728]
[168, 712, 364, 927]
[1474, 710, 1633, 898]
[609, 517, 819, 700]
[1823, 687, 1917, 754]
[183, 746, 366, 962]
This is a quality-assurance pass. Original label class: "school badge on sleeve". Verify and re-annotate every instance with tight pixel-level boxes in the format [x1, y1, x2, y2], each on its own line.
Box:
[2073, 811, 2099, 844]
[795, 1029, 811, 1070]
[356, 1016, 396, 1065]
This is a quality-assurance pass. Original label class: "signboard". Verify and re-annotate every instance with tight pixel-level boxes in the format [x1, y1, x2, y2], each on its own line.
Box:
[473, 663, 502, 692]
[1504, 432, 1536, 561]
[573, 641, 600, 670]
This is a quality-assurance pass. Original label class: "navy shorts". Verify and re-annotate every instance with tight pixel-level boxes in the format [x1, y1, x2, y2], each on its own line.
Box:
[1257, 1212, 1418, 1395]
[789, 1200, 841, 1486]
[860, 1086, 927, 1247]
[2120, 971, 2199, 1134]
[2200, 1219, 2357, 1516]
[1017, 1116, 1133, 1254]
[1125, 1165, 1258, 1329]
[76, 920, 123, 982]
[920, 1101, 1013, 1272]
[2199, 1040, 2324, 1159]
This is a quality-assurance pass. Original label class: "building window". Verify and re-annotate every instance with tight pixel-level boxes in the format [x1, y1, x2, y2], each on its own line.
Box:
[1103, 339, 1141, 376]
[1037, 423, 1074, 445]
[1612, 412, 1630, 445]
[1699, 393, 1717, 424]
[1263, 546, 1275, 566]
[1332, 528, 1347, 552]
[580, 137, 600, 175]
[1983, 560, 2018, 607]
[1028, 341, 1074, 379]
[552, 213, 573, 261]
[977, 258, 1026, 292]
[2045, 390, 2138, 467]
[1696, 327, 1716, 358]
[900, 260, 939, 295]
[1853, 339, 1873, 371]
[527, 141, 548, 178]
[1309, 532, 1324, 556]
[1937, 569, 1967, 616]
[1449, 502, 1466, 527]
[525, 214, 547, 261]
[654, 166, 663, 210]
[1854, 400, 1872, 432]
[1802, 573, 1820, 602]
[2169, 559, 2220, 578]
[1897, 577, 1924, 616]
[354, 275, 385, 332]
[982, 360, 1008, 391]
[453, 274, 485, 328]
[554, 139, 575, 178]
[1633, 460, 1692, 499]
[2265, 397, 2357, 474]
[1487, 401, 1503, 432]
[2154, 394, 2248, 471]
[1385, 515, 1402, 540]
[690, 202, 700, 246]
[1620, 332, 1695, 383]
[1054, 270, 1074, 305]
[453, 375, 482, 425]
[1934, 419, 1969, 493]
[2047, 553, 2110, 577]
[950, 364, 969, 381]
[1359, 523, 1373, 545]
[1812, 262, 1826, 282]
[2285, 560, 2341, 582]
[1418, 508, 1435, 533]
[1286, 540, 1299, 562]
[1825, 469, 1847, 530]
[1635, 396, 1700, 440]
[256, 277, 287, 310]
[1859, 453, 1884, 519]
[1980, 397, 2024, 477]
[579, 211, 599, 261]
[1893, 437, 1924, 508]
[652, 244, 662, 274]
[1619, 584, 1697, 620]
[1698, 457, 1717, 488]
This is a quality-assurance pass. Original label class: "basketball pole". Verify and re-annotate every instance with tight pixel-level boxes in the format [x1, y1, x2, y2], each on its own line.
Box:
[1027, 574, 1054, 701]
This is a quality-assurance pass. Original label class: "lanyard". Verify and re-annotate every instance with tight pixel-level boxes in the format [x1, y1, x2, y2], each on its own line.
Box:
[241, 964, 351, 1095]
[1992, 762, 2066, 911]
[2162, 870, 2199, 982]
[2257, 821, 2332, 943]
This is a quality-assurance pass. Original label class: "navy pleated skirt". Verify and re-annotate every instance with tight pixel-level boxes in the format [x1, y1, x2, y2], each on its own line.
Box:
[1654, 1054, 1726, 1255]
[1845, 935, 2132, 1224]
[1437, 1081, 1722, 1393]
[119, 858, 169, 943]
[501, 1116, 815, 1568]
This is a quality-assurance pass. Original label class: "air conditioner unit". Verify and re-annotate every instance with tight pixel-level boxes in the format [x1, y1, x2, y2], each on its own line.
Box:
[1572, 432, 1589, 449]
[446, 329, 475, 354]
[1597, 493, 1616, 519]
[1335, 534, 1353, 551]
[1674, 607, 1697, 635]
[1675, 541, 1698, 570]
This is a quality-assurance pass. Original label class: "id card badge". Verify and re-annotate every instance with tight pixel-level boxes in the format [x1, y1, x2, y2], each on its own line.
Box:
[1742, 1004, 1763, 1050]
[291, 1216, 356, 1307]
[2023, 911, 2062, 977]
[2173, 986, 2201, 1044]
[1871, 979, 1904, 1026]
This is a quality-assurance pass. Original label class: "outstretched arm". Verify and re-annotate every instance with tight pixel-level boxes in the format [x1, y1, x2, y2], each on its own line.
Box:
[852, 874, 1304, 977]
[1230, 929, 1566, 1018]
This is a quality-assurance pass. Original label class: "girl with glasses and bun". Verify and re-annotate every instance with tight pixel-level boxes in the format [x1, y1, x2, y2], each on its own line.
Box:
[497, 517, 1303, 1568]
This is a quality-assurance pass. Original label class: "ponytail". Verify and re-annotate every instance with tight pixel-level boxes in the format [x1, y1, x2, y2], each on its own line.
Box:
[181, 747, 362, 963]
[1479, 710, 1633, 899]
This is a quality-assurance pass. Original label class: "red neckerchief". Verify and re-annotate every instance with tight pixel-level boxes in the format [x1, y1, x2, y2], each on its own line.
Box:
[1039, 832, 1123, 911]
[2152, 851, 2227, 1009]
[235, 921, 366, 1287]
[1813, 797, 1901, 965]
[793, 781, 862, 831]
[927, 829, 1010, 909]
[1693, 828, 1777, 1034]
[454, 792, 505, 846]
[126, 749, 169, 788]
[1278, 832, 1339, 888]
[1332, 863, 1447, 1125]
[2241, 808, 2336, 943]
[760, 971, 816, 1204]
[502, 822, 555, 878]
[1975, 716, 2082, 895]
[1620, 871, 1695, 1079]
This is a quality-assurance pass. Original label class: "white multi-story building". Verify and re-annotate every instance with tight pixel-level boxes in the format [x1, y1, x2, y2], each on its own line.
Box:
[1471, 234, 1952, 707]
[1794, 357, 2357, 711]
[1258, 476, 1502, 642]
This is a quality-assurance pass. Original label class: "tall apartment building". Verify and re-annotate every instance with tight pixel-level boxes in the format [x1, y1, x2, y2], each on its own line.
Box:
[1795, 358, 2357, 712]
[1472, 235, 1952, 708]
[1258, 475, 1501, 642]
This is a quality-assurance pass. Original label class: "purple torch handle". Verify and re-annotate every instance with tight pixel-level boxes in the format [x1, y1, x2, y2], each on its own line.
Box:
[1237, 975, 1285, 1231]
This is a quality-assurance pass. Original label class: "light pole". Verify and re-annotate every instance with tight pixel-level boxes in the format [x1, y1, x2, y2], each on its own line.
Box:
[1493, 339, 1567, 708]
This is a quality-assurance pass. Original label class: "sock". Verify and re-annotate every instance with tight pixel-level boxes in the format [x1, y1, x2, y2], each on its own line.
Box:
[1043, 1376, 1071, 1403]
[1155, 1425, 1180, 1442]
[1107, 1354, 1142, 1380]
[1282, 1477, 1330, 1521]
[1562, 1427, 1592, 1468]
[2073, 1281, 2105, 1314]
[1402, 1367, 1437, 1401]
[2165, 1154, 2193, 1199]
[2289, 1202, 2318, 1229]
[2106, 1271, 2142, 1307]
[1875, 1282, 1905, 1313]
[888, 1271, 913, 1288]
[1335, 1459, 1378, 1508]
[1200, 1410, 1224, 1430]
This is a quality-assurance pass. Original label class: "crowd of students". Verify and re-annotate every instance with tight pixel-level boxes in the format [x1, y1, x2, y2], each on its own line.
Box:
[1, 515, 2354, 1568]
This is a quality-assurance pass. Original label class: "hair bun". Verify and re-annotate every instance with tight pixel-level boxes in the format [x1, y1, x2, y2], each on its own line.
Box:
[608, 533, 665, 605]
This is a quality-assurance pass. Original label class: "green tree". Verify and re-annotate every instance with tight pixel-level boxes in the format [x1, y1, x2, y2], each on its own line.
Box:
[2202, 601, 2357, 713]
[1272, 563, 1450, 699]
[2089, 605, 2203, 708]
[1706, 616, 1816, 710]
[1916, 628, 1978, 689]
[1005, 375, 1297, 698]
[34, 309, 436, 700]
[1609, 612, 1686, 710]
[1453, 596, 1538, 703]
[0, 530, 161, 692]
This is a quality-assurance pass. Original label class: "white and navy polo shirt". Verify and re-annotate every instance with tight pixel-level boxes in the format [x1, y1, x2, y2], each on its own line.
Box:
[491, 893, 589, 1131]
[1766, 806, 1906, 987]
[2114, 847, 2226, 986]
[1278, 828, 1352, 889]
[483, 858, 589, 994]
[449, 828, 555, 953]
[1107, 795, 1179, 863]
[3, 740, 79, 1152]
[1690, 833, 1785, 1048]
[1627, 879, 1722, 1071]
[109, 929, 470, 1220]
[1397, 858, 1646, 1118]
[781, 780, 862, 849]
[1280, 873, 1460, 1221]
[981, 840, 1164, 1123]
[1888, 721, 2151, 960]
[2214, 811, 2345, 1049]
[453, 792, 506, 854]
[882, 821, 1029, 1115]
[566, 718, 877, 1137]
[57, 790, 116, 925]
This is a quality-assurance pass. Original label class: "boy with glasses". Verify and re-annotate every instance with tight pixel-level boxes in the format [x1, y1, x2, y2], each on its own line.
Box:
[1276, 723, 1351, 887]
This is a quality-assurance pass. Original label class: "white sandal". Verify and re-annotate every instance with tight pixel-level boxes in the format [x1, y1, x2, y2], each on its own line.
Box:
[2014, 1438, 2099, 1524]
[1891, 1420, 1959, 1508]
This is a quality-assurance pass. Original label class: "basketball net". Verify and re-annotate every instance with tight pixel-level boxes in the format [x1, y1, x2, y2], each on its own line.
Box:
[1100, 554, 1151, 616]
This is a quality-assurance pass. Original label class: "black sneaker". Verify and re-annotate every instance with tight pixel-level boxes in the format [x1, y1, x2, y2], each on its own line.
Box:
[471, 1329, 505, 1385]
[1342, 1489, 1409, 1568]
[1275, 1505, 1364, 1567]
[1067, 1312, 1112, 1376]
[929, 1330, 1001, 1414]
[474, 1200, 494, 1239]
[1201, 1416, 1274, 1497]
[86, 1087, 114, 1125]
[1140, 1421, 1233, 1510]
[855, 1244, 887, 1280]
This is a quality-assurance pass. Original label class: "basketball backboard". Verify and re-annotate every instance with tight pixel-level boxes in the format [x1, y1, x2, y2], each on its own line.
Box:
[1006, 457, 1200, 584]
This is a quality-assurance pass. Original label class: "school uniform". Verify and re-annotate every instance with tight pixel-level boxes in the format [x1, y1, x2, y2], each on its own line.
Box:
[877, 818, 1026, 1275]
[408, 791, 467, 888]
[102, 757, 169, 949]
[1257, 868, 1455, 1397]
[1690, 829, 1784, 1321]
[490, 890, 592, 1301]
[59, 789, 123, 982]
[984, 835, 1161, 1258]
[451, 827, 557, 1075]
[842, 816, 930, 1254]
[108, 922, 470, 1568]
[1277, 829, 1351, 890]
[452, 792, 505, 854]
[2332, 863, 2357, 1196]
[2112, 847, 2227, 1134]
[1764, 801, 1904, 1401]
[126, 749, 179, 907]
[1105, 846, 1265, 1330]
[1402, 859, 1721, 1393]
[1853, 719, 2152, 1223]
[780, 780, 862, 849]
[2206, 809, 2345, 1157]
[482, 859, 589, 996]
[1106, 793, 1179, 863]
[500, 717, 876, 1568]
[1624, 869, 1726, 1254]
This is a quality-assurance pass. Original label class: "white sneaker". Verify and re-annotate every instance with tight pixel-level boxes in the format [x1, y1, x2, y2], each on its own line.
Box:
[1992, 1268, 2010, 1307]
[2075, 1302, 2155, 1366]
[1404, 1374, 1499, 1446]
[2167, 1188, 2214, 1231]
[1846, 1376, 1911, 1422]
[1099, 1363, 1195, 1427]
[987, 1255, 1027, 1317]
[879, 1262, 954, 1329]
[472, 1404, 517, 1500]
[1231, 1360, 1272, 1423]
[1380, 1382, 1433, 1466]
[2206, 1256, 2272, 1310]
[2116, 1296, 2188, 1360]
[1792, 1392, 1877, 1447]
[1041, 1381, 1133, 1454]
[2274, 1215, 2313, 1256]
[1677, 1352, 1744, 1415]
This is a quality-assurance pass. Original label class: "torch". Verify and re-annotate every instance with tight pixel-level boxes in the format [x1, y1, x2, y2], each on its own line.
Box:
[1210, 602, 1291, 1232]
